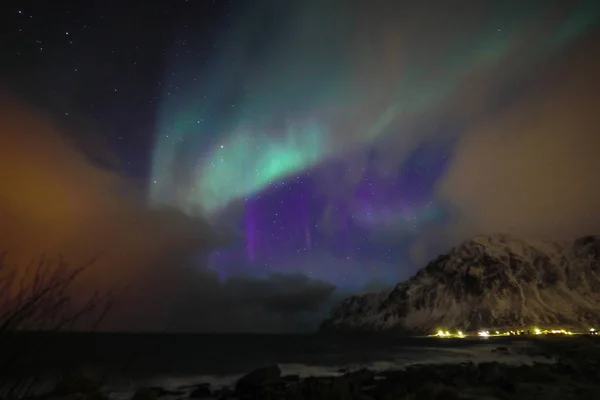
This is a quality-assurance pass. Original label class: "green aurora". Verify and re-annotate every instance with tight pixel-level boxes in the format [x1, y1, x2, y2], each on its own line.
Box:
[150, 0, 600, 216]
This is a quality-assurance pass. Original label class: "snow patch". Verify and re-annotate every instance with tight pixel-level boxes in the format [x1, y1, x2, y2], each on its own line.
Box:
[321, 234, 600, 334]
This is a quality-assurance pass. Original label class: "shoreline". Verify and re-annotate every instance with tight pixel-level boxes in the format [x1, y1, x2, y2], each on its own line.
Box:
[127, 336, 599, 399]
[12, 336, 600, 399]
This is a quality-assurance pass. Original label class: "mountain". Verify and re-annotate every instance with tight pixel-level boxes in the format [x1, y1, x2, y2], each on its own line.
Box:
[320, 234, 600, 335]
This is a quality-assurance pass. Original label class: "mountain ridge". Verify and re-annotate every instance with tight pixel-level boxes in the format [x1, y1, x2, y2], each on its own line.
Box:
[320, 234, 600, 335]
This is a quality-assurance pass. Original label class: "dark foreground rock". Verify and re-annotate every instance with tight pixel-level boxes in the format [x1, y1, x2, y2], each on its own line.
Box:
[27, 337, 600, 400]
[235, 363, 281, 397]
[191, 337, 600, 400]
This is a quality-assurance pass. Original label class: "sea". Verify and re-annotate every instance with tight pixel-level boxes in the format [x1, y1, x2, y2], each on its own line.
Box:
[2, 332, 551, 398]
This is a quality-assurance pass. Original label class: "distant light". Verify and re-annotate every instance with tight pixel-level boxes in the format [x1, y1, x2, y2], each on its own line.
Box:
[534, 328, 542, 335]
[436, 330, 452, 337]
[478, 331, 489, 337]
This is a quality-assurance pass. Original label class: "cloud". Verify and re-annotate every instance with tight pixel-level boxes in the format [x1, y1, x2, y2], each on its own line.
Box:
[0, 93, 335, 332]
[311, 1, 600, 204]
[156, 270, 336, 333]
[225, 273, 335, 314]
[411, 32, 600, 262]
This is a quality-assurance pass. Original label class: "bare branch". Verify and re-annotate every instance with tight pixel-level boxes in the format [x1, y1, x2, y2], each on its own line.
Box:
[0, 253, 114, 398]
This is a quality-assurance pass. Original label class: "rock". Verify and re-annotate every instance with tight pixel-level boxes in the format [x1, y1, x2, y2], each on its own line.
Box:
[60, 337, 600, 400]
[414, 384, 460, 400]
[436, 388, 461, 400]
[343, 368, 376, 384]
[212, 386, 234, 399]
[497, 376, 517, 393]
[148, 387, 185, 397]
[234, 364, 281, 395]
[51, 373, 102, 397]
[281, 374, 300, 382]
[189, 383, 212, 398]
[298, 376, 355, 399]
[478, 362, 502, 384]
[131, 387, 157, 400]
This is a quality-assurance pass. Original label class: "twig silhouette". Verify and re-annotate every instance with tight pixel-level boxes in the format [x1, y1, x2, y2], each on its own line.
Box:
[0, 252, 113, 398]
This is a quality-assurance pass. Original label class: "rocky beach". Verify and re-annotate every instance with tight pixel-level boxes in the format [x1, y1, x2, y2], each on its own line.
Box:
[21, 335, 600, 400]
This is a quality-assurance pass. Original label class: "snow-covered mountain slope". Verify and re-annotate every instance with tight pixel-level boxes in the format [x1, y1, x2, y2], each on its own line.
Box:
[320, 235, 600, 335]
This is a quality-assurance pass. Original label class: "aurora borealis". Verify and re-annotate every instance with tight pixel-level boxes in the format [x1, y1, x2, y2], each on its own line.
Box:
[3, 0, 600, 332]
[150, 0, 600, 287]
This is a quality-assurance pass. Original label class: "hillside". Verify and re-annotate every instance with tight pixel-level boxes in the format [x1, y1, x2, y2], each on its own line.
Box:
[320, 234, 600, 335]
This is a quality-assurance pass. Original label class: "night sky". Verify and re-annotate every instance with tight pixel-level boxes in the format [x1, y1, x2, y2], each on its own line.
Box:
[2, 0, 600, 332]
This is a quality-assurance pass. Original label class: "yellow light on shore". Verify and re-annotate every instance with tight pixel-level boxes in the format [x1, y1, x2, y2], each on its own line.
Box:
[432, 326, 585, 338]
[434, 329, 466, 338]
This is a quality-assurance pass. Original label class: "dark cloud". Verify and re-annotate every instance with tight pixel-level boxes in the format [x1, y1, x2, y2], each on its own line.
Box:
[0, 93, 335, 332]
[102, 258, 336, 333]
[225, 273, 336, 314]
[153, 270, 336, 333]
